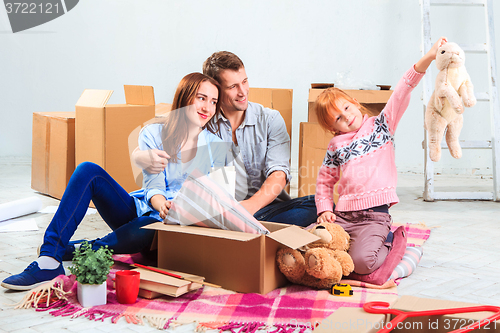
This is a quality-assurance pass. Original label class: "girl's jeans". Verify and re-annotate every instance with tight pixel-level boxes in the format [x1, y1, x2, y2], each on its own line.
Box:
[39, 162, 158, 262]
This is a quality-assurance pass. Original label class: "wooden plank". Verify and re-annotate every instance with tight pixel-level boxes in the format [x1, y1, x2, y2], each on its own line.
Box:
[440, 140, 492, 149]
[421, 0, 436, 202]
[459, 43, 488, 53]
[433, 192, 494, 200]
[475, 92, 490, 101]
[430, 0, 485, 6]
[485, 0, 500, 200]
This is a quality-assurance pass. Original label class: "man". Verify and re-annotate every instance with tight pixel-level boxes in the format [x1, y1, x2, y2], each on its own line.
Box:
[201, 51, 316, 226]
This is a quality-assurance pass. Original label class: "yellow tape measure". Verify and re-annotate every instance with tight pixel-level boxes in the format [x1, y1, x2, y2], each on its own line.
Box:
[331, 283, 353, 297]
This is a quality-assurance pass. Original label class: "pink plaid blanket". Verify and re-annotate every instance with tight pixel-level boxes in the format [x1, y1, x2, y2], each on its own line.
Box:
[15, 223, 431, 331]
[17, 273, 398, 331]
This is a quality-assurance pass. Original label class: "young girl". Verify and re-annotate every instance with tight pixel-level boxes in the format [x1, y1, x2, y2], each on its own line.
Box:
[314, 37, 447, 275]
[2, 72, 227, 290]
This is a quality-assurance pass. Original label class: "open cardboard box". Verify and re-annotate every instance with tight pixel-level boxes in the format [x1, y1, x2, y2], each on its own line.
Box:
[316, 295, 500, 333]
[308, 88, 393, 123]
[75, 85, 156, 193]
[31, 112, 76, 200]
[144, 221, 319, 294]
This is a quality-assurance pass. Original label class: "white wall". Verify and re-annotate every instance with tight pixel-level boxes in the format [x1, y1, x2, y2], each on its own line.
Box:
[1, 0, 499, 175]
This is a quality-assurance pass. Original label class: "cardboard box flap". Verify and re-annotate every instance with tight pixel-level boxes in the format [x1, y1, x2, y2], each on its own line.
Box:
[36, 112, 76, 120]
[143, 222, 262, 242]
[124, 85, 155, 106]
[155, 103, 172, 117]
[267, 225, 320, 249]
[75, 89, 113, 108]
[394, 295, 498, 320]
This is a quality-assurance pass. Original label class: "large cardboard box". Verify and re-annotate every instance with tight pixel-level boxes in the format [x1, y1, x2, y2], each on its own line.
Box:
[249, 87, 293, 140]
[144, 221, 319, 294]
[308, 89, 393, 123]
[317, 295, 500, 333]
[31, 112, 76, 200]
[390, 296, 500, 332]
[249, 87, 293, 193]
[298, 122, 334, 197]
[75, 85, 156, 193]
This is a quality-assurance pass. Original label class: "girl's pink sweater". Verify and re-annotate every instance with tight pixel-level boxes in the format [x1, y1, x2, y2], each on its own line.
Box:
[315, 66, 424, 215]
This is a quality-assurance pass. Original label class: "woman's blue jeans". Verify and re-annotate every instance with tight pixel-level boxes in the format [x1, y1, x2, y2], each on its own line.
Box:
[39, 162, 159, 262]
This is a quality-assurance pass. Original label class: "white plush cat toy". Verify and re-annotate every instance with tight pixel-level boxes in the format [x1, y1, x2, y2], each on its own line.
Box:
[425, 42, 476, 162]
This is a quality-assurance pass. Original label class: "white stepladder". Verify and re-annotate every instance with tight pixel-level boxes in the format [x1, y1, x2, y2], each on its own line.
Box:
[420, 0, 500, 201]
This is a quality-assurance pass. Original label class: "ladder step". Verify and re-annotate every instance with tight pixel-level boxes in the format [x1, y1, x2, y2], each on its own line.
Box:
[433, 191, 494, 200]
[440, 140, 492, 149]
[430, 0, 485, 6]
[475, 92, 490, 101]
[459, 43, 488, 53]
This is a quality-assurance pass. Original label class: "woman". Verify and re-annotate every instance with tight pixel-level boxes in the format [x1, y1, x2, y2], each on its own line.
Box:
[2, 73, 226, 290]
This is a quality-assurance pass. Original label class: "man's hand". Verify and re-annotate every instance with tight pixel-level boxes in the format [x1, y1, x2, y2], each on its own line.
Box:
[239, 170, 287, 216]
[133, 148, 170, 174]
[239, 199, 261, 216]
[317, 211, 336, 224]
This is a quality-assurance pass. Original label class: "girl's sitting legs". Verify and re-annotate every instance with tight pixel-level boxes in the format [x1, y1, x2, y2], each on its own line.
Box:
[334, 210, 392, 274]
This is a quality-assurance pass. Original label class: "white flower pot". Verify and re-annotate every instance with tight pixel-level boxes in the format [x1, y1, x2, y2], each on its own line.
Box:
[77, 281, 107, 308]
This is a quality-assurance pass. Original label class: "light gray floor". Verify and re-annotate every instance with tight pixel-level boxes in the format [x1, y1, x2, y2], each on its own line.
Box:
[0, 158, 499, 332]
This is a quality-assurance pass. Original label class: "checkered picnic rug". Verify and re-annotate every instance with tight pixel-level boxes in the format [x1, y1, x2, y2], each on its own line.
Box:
[14, 222, 431, 331]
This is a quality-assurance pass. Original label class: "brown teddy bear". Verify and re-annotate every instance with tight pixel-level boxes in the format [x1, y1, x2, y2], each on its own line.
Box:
[276, 222, 354, 289]
[425, 42, 476, 162]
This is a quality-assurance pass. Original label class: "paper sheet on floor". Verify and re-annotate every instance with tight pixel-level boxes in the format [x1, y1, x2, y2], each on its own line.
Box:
[0, 218, 38, 232]
[38, 206, 97, 215]
[0, 197, 42, 222]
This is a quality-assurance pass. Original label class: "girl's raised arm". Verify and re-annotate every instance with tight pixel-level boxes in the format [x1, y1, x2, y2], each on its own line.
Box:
[415, 37, 448, 73]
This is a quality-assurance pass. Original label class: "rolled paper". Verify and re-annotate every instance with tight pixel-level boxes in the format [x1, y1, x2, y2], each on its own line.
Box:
[0, 197, 43, 222]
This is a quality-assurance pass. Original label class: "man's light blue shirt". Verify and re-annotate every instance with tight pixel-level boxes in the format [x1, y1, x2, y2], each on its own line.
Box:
[214, 101, 292, 202]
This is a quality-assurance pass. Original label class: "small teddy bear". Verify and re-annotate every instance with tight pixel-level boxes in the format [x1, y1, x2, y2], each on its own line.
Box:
[425, 42, 476, 162]
[276, 222, 354, 289]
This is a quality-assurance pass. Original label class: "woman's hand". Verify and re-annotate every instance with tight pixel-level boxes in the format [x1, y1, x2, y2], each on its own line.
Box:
[132, 148, 170, 174]
[159, 200, 172, 220]
[317, 211, 336, 224]
[150, 194, 172, 220]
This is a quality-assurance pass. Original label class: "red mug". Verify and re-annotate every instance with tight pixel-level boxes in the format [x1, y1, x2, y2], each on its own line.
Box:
[115, 270, 140, 304]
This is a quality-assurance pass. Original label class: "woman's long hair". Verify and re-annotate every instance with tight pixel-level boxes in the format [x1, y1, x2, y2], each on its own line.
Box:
[162, 72, 220, 163]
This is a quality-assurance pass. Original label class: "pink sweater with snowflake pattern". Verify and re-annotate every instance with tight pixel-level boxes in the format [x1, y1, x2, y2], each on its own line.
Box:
[315, 66, 424, 215]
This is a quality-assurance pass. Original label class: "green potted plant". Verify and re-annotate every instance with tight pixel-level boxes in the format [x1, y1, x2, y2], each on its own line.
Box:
[69, 241, 114, 308]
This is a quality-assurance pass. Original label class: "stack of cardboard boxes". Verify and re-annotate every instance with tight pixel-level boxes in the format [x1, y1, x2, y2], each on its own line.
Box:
[32, 85, 160, 200]
[298, 86, 393, 198]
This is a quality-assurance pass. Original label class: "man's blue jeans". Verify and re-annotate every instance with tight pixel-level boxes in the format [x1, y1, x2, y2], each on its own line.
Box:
[39, 162, 158, 262]
[254, 195, 317, 227]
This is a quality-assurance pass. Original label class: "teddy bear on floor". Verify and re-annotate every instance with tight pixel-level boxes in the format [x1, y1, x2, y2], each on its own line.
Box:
[276, 222, 354, 289]
[425, 42, 476, 162]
